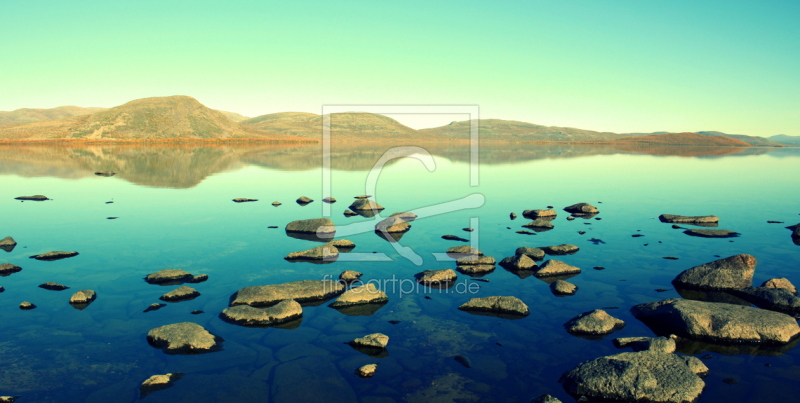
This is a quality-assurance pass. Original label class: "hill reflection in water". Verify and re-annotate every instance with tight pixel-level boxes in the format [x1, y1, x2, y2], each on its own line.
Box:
[0, 142, 779, 189]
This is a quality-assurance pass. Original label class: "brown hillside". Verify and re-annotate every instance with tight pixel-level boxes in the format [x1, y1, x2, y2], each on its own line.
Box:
[0, 106, 107, 127]
[608, 132, 751, 146]
[241, 112, 427, 141]
[0, 96, 309, 143]
[420, 119, 627, 141]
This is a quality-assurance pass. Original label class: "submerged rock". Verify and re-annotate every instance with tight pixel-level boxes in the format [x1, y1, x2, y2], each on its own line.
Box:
[523, 209, 557, 219]
[0, 236, 17, 252]
[762, 278, 797, 295]
[285, 244, 339, 262]
[326, 239, 355, 249]
[187, 274, 209, 283]
[349, 199, 384, 211]
[285, 218, 335, 236]
[329, 283, 388, 307]
[15, 195, 49, 201]
[139, 373, 184, 398]
[540, 244, 579, 255]
[145, 269, 194, 284]
[563, 203, 598, 215]
[565, 309, 625, 335]
[19, 301, 36, 310]
[631, 298, 800, 344]
[458, 296, 529, 317]
[535, 260, 581, 277]
[338, 270, 362, 282]
[0, 263, 22, 276]
[613, 336, 676, 354]
[30, 251, 79, 260]
[39, 281, 69, 291]
[350, 333, 389, 349]
[322, 197, 336, 203]
[94, 171, 116, 177]
[221, 300, 303, 326]
[551, 280, 578, 296]
[69, 289, 97, 306]
[231, 280, 345, 307]
[442, 235, 469, 242]
[659, 214, 719, 224]
[672, 254, 756, 290]
[375, 215, 412, 233]
[416, 269, 457, 285]
[232, 198, 257, 203]
[160, 285, 200, 302]
[356, 364, 378, 378]
[343, 209, 358, 217]
[144, 303, 166, 312]
[147, 322, 220, 354]
[684, 229, 740, 238]
[560, 351, 707, 403]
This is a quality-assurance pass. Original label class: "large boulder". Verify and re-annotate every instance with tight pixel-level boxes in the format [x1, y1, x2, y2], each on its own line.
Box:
[672, 254, 756, 290]
[762, 278, 797, 295]
[631, 298, 800, 344]
[535, 260, 581, 277]
[659, 214, 719, 224]
[458, 296, 529, 317]
[563, 203, 598, 214]
[329, 283, 388, 307]
[231, 280, 345, 307]
[727, 287, 800, 314]
[145, 269, 194, 284]
[349, 199, 384, 211]
[560, 351, 707, 403]
[146, 322, 221, 354]
[564, 309, 625, 335]
[221, 300, 303, 326]
[285, 218, 335, 236]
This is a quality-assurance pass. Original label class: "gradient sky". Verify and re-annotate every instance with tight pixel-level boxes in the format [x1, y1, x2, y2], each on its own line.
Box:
[1, 0, 799, 135]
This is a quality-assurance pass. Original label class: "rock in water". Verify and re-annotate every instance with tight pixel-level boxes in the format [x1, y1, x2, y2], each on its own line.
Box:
[322, 197, 336, 203]
[458, 296, 529, 317]
[535, 260, 581, 277]
[15, 195, 49, 201]
[416, 269, 457, 285]
[672, 254, 756, 290]
[613, 336, 676, 354]
[159, 285, 200, 302]
[221, 300, 303, 326]
[231, 280, 345, 307]
[540, 244, 579, 255]
[187, 274, 209, 283]
[0, 236, 17, 252]
[530, 394, 562, 403]
[761, 278, 798, 295]
[454, 355, 472, 368]
[551, 280, 578, 296]
[442, 234, 469, 242]
[523, 209, 557, 219]
[271, 201, 282, 206]
[522, 219, 554, 230]
[631, 298, 800, 344]
[232, 198, 257, 203]
[727, 287, 800, 314]
[349, 199, 384, 211]
[499, 254, 538, 271]
[145, 269, 194, 284]
[39, 281, 69, 290]
[19, 301, 36, 310]
[284, 244, 339, 262]
[446, 245, 483, 257]
[350, 333, 389, 349]
[0, 263, 22, 276]
[515, 247, 545, 260]
[146, 322, 220, 354]
[509, 212, 517, 220]
[139, 373, 184, 398]
[559, 351, 707, 403]
[285, 218, 335, 236]
[30, 251, 79, 261]
[343, 209, 358, 217]
[69, 289, 97, 307]
[144, 303, 166, 312]
[565, 309, 625, 335]
[684, 229, 740, 238]
[563, 203, 598, 214]
[456, 265, 496, 276]
[338, 270, 362, 282]
[455, 255, 495, 266]
[356, 364, 378, 378]
[330, 283, 388, 307]
[296, 196, 314, 204]
[659, 214, 719, 224]
[94, 171, 116, 177]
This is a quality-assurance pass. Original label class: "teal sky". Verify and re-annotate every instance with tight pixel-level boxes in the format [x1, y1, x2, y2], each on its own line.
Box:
[1, 0, 798, 135]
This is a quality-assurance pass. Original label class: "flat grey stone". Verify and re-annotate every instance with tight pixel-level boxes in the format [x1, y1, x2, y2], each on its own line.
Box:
[69, 289, 97, 305]
[30, 251, 78, 260]
[523, 209, 557, 219]
[560, 351, 707, 403]
[551, 280, 578, 295]
[458, 296, 529, 317]
[160, 285, 200, 302]
[139, 373, 183, 398]
[446, 245, 483, 256]
[375, 215, 412, 233]
[540, 244, 579, 255]
[515, 247, 545, 260]
[296, 196, 313, 204]
[563, 203, 598, 214]
[659, 214, 719, 224]
[631, 298, 800, 344]
[221, 300, 303, 326]
[146, 322, 220, 354]
[684, 229, 739, 238]
[285, 218, 334, 235]
[672, 254, 756, 290]
[285, 244, 339, 261]
[15, 195, 49, 201]
[416, 269, 457, 285]
[146, 269, 193, 284]
[456, 265, 495, 276]
[39, 281, 68, 290]
[329, 284, 388, 307]
[522, 219, 554, 229]
[232, 198, 257, 203]
[339, 270, 362, 282]
[565, 309, 625, 335]
[351, 333, 389, 349]
[231, 280, 345, 307]
[455, 255, 495, 265]
[535, 260, 581, 277]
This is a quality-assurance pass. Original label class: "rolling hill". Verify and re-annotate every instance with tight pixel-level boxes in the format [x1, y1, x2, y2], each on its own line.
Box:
[768, 134, 800, 145]
[0, 106, 107, 127]
[419, 119, 627, 142]
[240, 112, 424, 141]
[695, 131, 783, 146]
[0, 96, 308, 143]
[605, 132, 752, 146]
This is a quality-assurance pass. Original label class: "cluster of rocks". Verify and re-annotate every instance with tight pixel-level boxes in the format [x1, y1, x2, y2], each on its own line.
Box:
[142, 269, 208, 311]
[447, 245, 496, 277]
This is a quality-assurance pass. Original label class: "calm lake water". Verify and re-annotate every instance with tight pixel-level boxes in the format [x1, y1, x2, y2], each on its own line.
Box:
[1, 143, 799, 402]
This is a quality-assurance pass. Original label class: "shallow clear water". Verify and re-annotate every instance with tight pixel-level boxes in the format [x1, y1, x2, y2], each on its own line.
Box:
[1, 144, 799, 402]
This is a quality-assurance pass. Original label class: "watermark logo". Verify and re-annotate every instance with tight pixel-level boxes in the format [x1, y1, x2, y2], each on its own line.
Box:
[323, 274, 481, 298]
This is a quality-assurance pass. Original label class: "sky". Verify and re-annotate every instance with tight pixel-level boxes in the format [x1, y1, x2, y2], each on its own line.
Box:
[1, 0, 799, 135]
